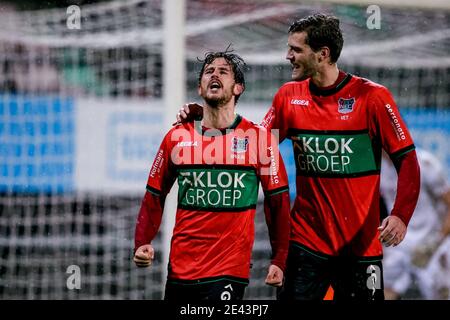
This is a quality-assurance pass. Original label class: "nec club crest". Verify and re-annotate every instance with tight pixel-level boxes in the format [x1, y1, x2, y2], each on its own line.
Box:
[338, 97, 355, 114]
[231, 137, 249, 153]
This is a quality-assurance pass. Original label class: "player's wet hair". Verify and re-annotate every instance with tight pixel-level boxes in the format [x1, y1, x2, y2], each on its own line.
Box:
[198, 48, 247, 103]
[289, 13, 344, 63]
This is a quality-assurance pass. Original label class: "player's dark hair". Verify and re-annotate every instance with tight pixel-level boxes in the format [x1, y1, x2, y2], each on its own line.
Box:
[198, 48, 247, 103]
[289, 13, 343, 63]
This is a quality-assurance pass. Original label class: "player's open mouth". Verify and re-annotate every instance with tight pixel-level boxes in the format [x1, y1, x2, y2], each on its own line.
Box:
[209, 81, 222, 90]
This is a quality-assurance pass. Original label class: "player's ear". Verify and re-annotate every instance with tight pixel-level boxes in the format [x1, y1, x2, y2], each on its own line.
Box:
[197, 85, 201, 96]
[233, 83, 244, 96]
[318, 46, 330, 63]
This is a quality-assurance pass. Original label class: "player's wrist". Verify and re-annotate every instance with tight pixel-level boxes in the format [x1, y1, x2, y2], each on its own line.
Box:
[390, 212, 408, 227]
[270, 260, 286, 272]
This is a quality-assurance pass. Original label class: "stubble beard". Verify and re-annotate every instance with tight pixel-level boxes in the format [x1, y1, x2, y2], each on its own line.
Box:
[203, 88, 232, 108]
[293, 72, 310, 81]
[292, 54, 317, 81]
[204, 95, 227, 108]
[293, 63, 315, 81]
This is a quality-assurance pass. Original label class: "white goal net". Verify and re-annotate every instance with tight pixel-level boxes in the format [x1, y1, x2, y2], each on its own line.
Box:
[0, 0, 448, 299]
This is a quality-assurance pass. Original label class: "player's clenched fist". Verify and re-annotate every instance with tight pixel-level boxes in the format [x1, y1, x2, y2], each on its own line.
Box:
[133, 244, 154, 268]
[265, 264, 284, 287]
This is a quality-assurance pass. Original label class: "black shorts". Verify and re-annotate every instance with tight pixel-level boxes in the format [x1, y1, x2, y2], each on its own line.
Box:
[277, 243, 384, 301]
[164, 276, 248, 301]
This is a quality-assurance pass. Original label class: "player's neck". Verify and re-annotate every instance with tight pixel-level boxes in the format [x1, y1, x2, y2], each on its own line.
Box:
[202, 103, 237, 129]
[311, 64, 340, 88]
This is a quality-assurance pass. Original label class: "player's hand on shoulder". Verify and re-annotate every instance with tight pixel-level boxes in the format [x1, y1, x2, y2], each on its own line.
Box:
[265, 264, 284, 287]
[173, 103, 203, 125]
[133, 244, 154, 268]
[378, 215, 407, 247]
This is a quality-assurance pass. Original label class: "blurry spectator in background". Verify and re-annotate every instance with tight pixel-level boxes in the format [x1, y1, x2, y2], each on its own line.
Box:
[421, 234, 450, 299]
[381, 148, 450, 299]
[0, 43, 61, 94]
